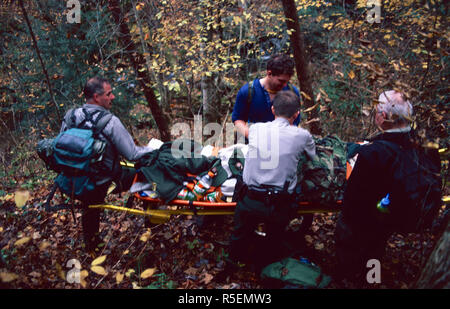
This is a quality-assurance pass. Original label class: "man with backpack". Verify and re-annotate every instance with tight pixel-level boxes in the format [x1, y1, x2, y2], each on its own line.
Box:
[334, 90, 442, 284]
[231, 54, 301, 139]
[229, 90, 316, 271]
[59, 76, 154, 252]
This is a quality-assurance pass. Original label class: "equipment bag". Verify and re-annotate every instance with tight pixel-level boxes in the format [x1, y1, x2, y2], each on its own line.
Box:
[260, 257, 331, 288]
[374, 140, 442, 232]
[37, 108, 113, 200]
[296, 135, 348, 206]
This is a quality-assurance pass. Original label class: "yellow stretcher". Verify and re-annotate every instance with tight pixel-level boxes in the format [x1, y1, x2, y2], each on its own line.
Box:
[89, 167, 343, 224]
[88, 148, 449, 225]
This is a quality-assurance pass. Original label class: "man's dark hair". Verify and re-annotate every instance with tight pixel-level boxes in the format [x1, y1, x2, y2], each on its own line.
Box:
[267, 54, 295, 76]
[84, 76, 109, 100]
[272, 90, 300, 118]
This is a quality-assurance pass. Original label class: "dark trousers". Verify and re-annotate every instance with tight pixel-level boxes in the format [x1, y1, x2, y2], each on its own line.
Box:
[81, 167, 136, 247]
[229, 192, 295, 269]
[334, 213, 392, 281]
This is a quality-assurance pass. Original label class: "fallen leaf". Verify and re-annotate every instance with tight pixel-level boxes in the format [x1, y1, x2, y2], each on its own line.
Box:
[39, 241, 51, 251]
[91, 255, 107, 266]
[184, 267, 198, 276]
[14, 190, 30, 208]
[116, 272, 124, 284]
[125, 269, 135, 278]
[132, 282, 141, 289]
[0, 272, 19, 283]
[29, 271, 41, 278]
[304, 235, 314, 244]
[348, 70, 355, 79]
[140, 229, 152, 242]
[55, 263, 65, 281]
[315, 243, 324, 250]
[14, 237, 31, 247]
[140, 268, 156, 279]
[201, 273, 213, 284]
[0, 193, 14, 202]
[80, 270, 89, 288]
[91, 266, 107, 276]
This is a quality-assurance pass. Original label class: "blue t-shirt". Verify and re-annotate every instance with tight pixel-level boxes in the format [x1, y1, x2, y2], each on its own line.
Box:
[231, 78, 301, 126]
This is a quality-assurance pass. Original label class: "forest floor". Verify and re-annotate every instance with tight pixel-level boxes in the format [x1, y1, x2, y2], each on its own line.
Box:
[0, 184, 446, 289]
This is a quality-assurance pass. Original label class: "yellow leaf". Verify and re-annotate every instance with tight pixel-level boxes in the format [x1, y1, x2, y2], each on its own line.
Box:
[0, 227, 3, 233]
[303, 103, 318, 113]
[116, 272, 124, 284]
[14, 237, 31, 247]
[126, 269, 135, 278]
[140, 229, 151, 242]
[348, 70, 355, 79]
[55, 263, 65, 281]
[39, 241, 51, 251]
[91, 255, 107, 266]
[136, 2, 144, 11]
[300, 91, 312, 101]
[0, 193, 14, 202]
[91, 266, 107, 276]
[80, 270, 89, 288]
[140, 268, 156, 279]
[0, 272, 19, 283]
[14, 190, 30, 208]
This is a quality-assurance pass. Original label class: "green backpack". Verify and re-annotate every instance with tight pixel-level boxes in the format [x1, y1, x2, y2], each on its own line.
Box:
[260, 258, 331, 288]
[296, 135, 348, 206]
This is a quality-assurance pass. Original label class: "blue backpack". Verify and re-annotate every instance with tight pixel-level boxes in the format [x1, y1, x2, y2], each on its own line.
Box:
[37, 108, 113, 200]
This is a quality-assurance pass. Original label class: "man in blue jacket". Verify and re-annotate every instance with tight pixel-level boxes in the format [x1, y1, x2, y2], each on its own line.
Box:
[232, 54, 301, 139]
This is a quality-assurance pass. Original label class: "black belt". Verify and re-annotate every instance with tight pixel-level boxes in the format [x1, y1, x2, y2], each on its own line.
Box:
[247, 188, 293, 204]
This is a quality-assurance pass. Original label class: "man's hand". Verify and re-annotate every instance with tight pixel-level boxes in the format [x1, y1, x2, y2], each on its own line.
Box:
[234, 120, 249, 139]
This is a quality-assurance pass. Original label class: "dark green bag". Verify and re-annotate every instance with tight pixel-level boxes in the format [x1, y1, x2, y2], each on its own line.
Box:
[260, 258, 331, 288]
[296, 135, 347, 206]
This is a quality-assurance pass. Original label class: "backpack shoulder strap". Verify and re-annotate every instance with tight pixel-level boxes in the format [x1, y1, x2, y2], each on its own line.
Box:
[63, 108, 77, 129]
[93, 111, 113, 136]
[247, 80, 254, 107]
[77, 108, 113, 136]
[242, 80, 254, 122]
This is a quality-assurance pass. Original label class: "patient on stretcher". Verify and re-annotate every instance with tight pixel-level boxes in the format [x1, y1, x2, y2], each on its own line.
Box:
[130, 136, 354, 207]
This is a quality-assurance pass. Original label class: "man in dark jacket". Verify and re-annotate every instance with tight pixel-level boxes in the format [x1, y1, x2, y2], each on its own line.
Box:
[334, 90, 441, 284]
[60, 76, 154, 252]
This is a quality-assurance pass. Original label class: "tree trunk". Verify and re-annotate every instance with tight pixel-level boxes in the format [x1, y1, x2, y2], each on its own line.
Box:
[280, 0, 322, 135]
[108, 0, 170, 141]
[18, 0, 61, 124]
[415, 218, 450, 288]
